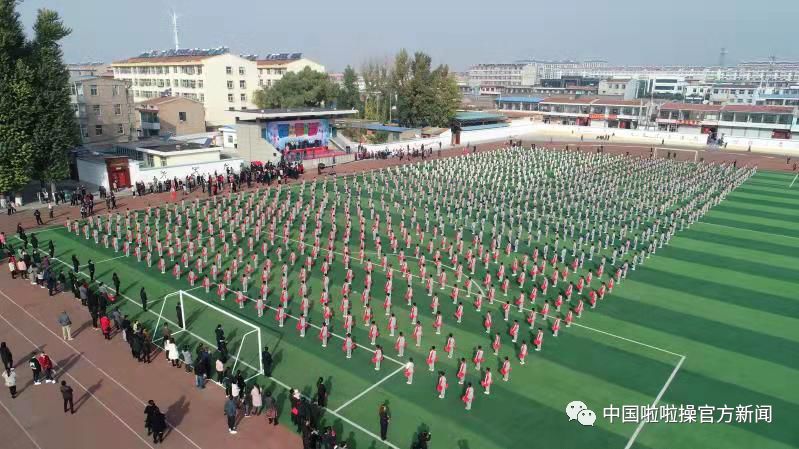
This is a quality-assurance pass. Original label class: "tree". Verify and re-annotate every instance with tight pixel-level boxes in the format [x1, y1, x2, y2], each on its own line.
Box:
[30, 9, 80, 194]
[0, 2, 76, 203]
[0, 0, 36, 199]
[253, 67, 339, 109]
[337, 66, 362, 111]
[391, 50, 460, 128]
[361, 58, 390, 122]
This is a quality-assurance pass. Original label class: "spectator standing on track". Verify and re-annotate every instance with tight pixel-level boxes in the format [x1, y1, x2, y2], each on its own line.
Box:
[151, 410, 167, 444]
[71, 254, 79, 273]
[58, 311, 73, 341]
[29, 352, 42, 385]
[264, 390, 277, 425]
[224, 395, 238, 434]
[166, 338, 180, 367]
[87, 259, 95, 281]
[34, 209, 43, 225]
[112, 272, 121, 295]
[181, 345, 193, 373]
[144, 400, 160, 436]
[79, 281, 88, 306]
[37, 351, 55, 384]
[141, 329, 153, 363]
[87, 288, 99, 329]
[250, 384, 262, 415]
[215, 358, 225, 383]
[0, 342, 12, 371]
[3, 368, 17, 398]
[100, 314, 112, 340]
[60, 380, 74, 414]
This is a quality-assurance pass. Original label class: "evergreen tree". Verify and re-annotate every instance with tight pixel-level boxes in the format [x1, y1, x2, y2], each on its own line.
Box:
[337, 66, 362, 111]
[30, 9, 80, 194]
[0, 0, 36, 197]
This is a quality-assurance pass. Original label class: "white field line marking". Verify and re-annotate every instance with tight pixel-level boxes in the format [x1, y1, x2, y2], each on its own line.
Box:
[92, 255, 127, 265]
[0, 300, 158, 449]
[789, 173, 798, 189]
[232, 329, 258, 373]
[624, 355, 686, 449]
[0, 395, 44, 449]
[333, 365, 406, 413]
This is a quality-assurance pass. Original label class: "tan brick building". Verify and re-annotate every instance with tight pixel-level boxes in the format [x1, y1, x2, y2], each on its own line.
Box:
[70, 75, 136, 144]
[135, 96, 206, 137]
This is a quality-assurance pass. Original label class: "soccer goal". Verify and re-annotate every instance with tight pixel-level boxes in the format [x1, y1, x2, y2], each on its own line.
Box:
[653, 147, 699, 163]
[156, 290, 263, 376]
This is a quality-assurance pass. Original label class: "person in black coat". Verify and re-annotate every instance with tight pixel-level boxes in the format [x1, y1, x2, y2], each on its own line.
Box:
[144, 400, 160, 436]
[378, 404, 390, 441]
[71, 254, 79, 273]
[140, 287, 148, 311]
[150, 411, 167, 444]
[0, 342, 12, 371]
[261, 346, 272, 377]
[315, 377, 327, 407]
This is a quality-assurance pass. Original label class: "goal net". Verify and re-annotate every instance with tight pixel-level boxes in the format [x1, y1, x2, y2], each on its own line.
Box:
[653, 147, 699, 163]
[154, 290, 263, 377]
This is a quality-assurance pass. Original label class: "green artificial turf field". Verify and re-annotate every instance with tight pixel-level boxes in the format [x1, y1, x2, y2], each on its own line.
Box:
[8, 157, 797, 449]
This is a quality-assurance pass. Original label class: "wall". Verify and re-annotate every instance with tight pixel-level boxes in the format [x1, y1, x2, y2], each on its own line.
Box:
[201, 54, 259, 126]
[158, 98, 206, 135]
[133, 158, 244, 185]
[76, 158, 110, 190]
[164, 151, 220, 166]
[236, 122, 281, 163]
[75, 77, 136, 144]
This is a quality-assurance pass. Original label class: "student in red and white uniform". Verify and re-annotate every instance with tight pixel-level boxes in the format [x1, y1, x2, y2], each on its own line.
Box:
[395, 332, 406, 357]
[342, 333, 354, 359]
[575, 299, 584, 318]
[473, 346, 485, 371]
[551, 317, 561, 337]
[412, 321, 423, 347]
[481, 367, 493, 395]
[387, 313, 398, 337]
[541, 300, 550, 321]
[454, 302, 464, 323]
[502, 300, 511, 321]
[462, 382, 475, 411]
[235, 290, 246, 309]
[519, 341, 529, 365]
[404, 358, 414, 385]
[456, 357, 468, 385]
[297, 314, 308, 337]
[430, 295, 439, 315]
[509, 320, 520, 343]
[444, 333, 456, 359]
[372, 345, 384, 371]
[534, 327, 544, 352]
[432, 312, 443, 335]
[362, 305, 373, 327]
[217, 282, 227, 301]
[275, 304, 286, 328]
[409, 303, 418, 322]
[565, 310, 573, 328]
[188, 270, 197, 286]
[500, 356, 512, 382]
[426, 346, 438, 372]
[483, 311, 492, 334]
[436, 372, 448, 399]
[491, 332, 502, 355]
[255, 296, 265, 318]
[368, 321, 379, 346]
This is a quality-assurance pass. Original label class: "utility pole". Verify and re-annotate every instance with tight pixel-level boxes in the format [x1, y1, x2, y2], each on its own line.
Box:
[171, 10, 180, 50]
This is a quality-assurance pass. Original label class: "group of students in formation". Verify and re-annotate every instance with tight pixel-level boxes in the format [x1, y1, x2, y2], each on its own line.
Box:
[66, 146, 753, 411]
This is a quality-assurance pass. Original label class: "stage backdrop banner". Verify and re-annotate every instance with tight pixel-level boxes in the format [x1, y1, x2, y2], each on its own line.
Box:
[263, 119, 330, 150]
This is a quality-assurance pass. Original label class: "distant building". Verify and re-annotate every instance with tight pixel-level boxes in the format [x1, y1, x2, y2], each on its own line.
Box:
[467, 63, 538, 88]
[257, 53, 325, 88]
[70, 76, 136, 144]
[656, 102, 797, 139]
[135, 96, 206, 138]
[598, 78, 646, 99]
[112, 48, 260, 126]
[537, 97, 647, 129]
[68, 63, 110, 78]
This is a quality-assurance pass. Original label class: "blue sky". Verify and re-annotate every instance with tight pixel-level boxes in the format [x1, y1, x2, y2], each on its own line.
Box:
[17, 0, 799, 72]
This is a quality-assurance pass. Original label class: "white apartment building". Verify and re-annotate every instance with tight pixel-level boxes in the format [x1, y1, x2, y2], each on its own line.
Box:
[112, 48, 260, 126]
[468, 63, 537, 88]
[257, 53, 325, 88]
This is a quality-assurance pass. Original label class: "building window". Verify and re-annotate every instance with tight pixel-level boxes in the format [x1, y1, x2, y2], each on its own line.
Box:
[239, 67, 245, 75]
[174, 79, 179, 87]
[227, 135, 233, 143]
[199, 93, 204, 102]
[179, 111, 187, 122]
[240, 93, 246, 102]
[258, 79, 263, 86]
[117, 124, 124, 134]
[172, 66, 178, 74]
[112, 85, 119, 96]
[227, 80, 234, 89]
[226, 66, 232, 75]
[95, 125, 103, 135]
[228, 93, 234, 102]
[92, 104, 101, 117]
[228, 107, 235, 111]
[239, 80, 246, 89]
[198, 80, 203, 89]
[197, 66, 202, 75]
[114, 104, 122, 115]
[90, 85, 98, 95]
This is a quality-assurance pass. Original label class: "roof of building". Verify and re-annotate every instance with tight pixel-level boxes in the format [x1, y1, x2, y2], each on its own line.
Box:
[113, 48, 240, 65]
[235, 108, 358, 121]
[496, 96, 545, 103]
[360, 124, 412, 133]
[593, 99, 644, 106]
[540, 97, 597, 105]
[136, 96, 204, 109]
[257, 59, 301, 67]
[660, 102, 722, 112]
[453, 111, 507, 121]
[721, 104, 795, 114]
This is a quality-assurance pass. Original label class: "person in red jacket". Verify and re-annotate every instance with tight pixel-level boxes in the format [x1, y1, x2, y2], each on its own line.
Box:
[37, 351, 55, 384]
[99, 315, 113, 340]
